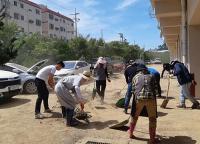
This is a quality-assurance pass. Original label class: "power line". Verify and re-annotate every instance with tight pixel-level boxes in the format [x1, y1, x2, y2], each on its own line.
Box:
[70, 8, 80, 38]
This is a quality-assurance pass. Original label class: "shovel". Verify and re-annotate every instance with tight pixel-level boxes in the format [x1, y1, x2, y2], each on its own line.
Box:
[160, 75, 170, 108]
[109, 116, 130, 129]
[115, 84, 127, 97]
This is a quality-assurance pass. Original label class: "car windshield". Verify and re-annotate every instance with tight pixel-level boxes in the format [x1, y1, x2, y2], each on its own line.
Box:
[63, 61, 76, 69]
[6, 63, 29, 72]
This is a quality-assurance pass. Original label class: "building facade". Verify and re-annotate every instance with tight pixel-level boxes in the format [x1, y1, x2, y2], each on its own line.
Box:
[151, 0, 200, 96]
[0, 0, 74, 40]
[41, 6, 74, 40]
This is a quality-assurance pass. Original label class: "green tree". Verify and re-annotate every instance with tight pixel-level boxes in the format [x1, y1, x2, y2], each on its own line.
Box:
[0, 21, 23, 65]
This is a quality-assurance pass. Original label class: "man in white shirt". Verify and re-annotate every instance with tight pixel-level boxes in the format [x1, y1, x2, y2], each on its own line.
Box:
[55, 71, 91, 126]
[35, 61, 65, 119]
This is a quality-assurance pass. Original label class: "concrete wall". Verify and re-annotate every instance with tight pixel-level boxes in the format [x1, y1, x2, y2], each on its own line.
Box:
[188, 0, 200, 25]
[188, 25, 200, 97]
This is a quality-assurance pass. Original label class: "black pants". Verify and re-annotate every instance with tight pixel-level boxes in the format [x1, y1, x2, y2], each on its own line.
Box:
[35, 78, 49, 114]
[155, 75, 161, 96]
[96, 80, 106, 99]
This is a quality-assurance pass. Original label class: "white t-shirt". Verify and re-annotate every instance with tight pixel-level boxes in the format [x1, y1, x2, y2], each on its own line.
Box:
[36, 65, 56, 81]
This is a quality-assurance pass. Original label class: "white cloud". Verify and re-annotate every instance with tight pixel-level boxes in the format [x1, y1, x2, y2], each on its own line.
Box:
[116, 0, 139, 10]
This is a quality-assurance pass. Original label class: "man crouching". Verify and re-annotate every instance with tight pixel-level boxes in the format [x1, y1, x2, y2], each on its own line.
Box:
[129, 64, 159, 144]
[55, 71, 91, 127]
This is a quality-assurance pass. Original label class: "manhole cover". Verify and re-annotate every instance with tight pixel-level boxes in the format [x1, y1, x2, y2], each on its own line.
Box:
[85, 141, 111, 144]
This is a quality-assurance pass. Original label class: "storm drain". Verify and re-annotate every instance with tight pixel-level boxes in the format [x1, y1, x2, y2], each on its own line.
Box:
[85, 141, 111, 144]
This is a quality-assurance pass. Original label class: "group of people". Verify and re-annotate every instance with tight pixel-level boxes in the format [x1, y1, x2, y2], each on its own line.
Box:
[123, 59, 199, 144]
[33, 57, 199, 144]
[34, 57, 110, 127]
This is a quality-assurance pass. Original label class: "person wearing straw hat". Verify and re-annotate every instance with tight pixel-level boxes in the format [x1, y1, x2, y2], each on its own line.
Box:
[55, 71, 91, 126]
[94, 57, 111, 104]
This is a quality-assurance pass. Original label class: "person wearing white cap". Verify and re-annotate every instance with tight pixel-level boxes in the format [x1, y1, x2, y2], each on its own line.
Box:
[94, 57, 111, 104]
[55, 71, 91, 126]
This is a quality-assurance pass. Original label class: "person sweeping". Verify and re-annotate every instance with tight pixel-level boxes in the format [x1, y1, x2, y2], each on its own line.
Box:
[55, 71, 91, 126]
[94, 57, 111, 104]
[128, 64, 159, 144]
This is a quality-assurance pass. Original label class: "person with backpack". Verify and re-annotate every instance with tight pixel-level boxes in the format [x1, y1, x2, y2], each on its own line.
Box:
[94, 57, 111, 104]
[129, 64, 159, 144]
[171, 61, 199, 109]
[123, 60, 138, 114]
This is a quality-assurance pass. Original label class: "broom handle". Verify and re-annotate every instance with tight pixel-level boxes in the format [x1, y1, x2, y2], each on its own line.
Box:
[166, 75, 170, 99]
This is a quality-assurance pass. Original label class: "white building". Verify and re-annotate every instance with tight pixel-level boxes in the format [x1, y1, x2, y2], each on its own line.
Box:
[0, 0, 74, 40]
[41, 6, 74, 40]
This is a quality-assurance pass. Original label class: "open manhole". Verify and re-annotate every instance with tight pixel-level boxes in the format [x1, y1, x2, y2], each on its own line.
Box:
[85, 141, 111, 144]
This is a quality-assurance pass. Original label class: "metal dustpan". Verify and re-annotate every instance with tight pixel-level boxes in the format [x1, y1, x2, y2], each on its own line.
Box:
[109, 117, 130, 129]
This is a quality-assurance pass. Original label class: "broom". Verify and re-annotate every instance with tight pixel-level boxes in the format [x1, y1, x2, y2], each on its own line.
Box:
[109, 116, 130, 129]
[160, 75, 170, 108]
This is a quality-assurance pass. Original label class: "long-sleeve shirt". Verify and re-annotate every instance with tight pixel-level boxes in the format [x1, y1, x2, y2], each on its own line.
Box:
[173, 62, 191, 85]
[124, 64, 137, 83]
[61, 75, 84, 102]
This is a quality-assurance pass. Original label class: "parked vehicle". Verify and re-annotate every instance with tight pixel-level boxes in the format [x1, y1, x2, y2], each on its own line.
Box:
[0, 70, 21, 100]
[151, 58, 162, 64]
[0, 59, 48, 94]
[54, 60, 91, 81]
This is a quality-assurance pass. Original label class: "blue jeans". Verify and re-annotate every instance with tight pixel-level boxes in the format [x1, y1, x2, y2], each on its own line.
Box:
[124, 83, 132, 109]
[180, 83, 197, 105]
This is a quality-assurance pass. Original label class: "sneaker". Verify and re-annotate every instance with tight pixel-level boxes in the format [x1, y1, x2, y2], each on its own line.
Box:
[35, 113, 44, 119]
[44, 109, 52, 113]
[177, 104, 186, 108]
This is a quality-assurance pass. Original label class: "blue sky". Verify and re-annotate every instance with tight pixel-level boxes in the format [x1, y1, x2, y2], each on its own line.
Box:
[32, 0, 163, 49]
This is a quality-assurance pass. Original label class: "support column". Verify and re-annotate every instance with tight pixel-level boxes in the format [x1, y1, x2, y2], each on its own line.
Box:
[188, 25, 200, 97]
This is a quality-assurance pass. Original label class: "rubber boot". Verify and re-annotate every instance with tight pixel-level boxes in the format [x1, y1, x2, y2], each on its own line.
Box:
[66, 109, 79, 127]
[128, 122, 136, 139]
[61, 106, 66, 118]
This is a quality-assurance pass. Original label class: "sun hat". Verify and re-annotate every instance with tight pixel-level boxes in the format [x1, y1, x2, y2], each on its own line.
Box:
[98, 59, 106, 64]
[79, 71, 91, 80]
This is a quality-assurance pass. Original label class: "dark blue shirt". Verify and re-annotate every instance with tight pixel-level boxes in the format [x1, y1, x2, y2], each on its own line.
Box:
[173, 62, 191, 85]
[124, 64, 137, 83]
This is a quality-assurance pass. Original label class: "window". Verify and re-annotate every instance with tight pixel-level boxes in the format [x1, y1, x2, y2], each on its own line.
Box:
[55, 18, 58, 21]
[71, 23, 74, 26]
[63, 19, 65, 23]
[36, 19, 41, 26]
[63, 28, 65, 32]
[49, 23, 54, 30]
[29, 19, 34, 24]
[20, 3, 23, 8]
[29, 9, 32, 12]
[55, 27, 59, 31]
[60, 27, 64, 32]
[49, 14, 53, 20]
[21, 15, 24, 21]
[54, 34, 57, 38]
[14, 1, 17, 6]
[14, 13, 19, 20]
[50, 34, 53, 38]
[36, 9, 40, 15]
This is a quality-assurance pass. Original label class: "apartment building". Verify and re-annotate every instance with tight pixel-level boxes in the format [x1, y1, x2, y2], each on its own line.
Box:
[151, 0, 200, 96]
[41, 6, 74, 40]
[0, 0, 74, 40]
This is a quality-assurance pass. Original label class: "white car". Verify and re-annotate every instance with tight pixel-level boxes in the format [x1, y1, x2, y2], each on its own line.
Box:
[0, 70, 21, 100]
[54, 60, 91, 81]
[0, 59, 48, 94]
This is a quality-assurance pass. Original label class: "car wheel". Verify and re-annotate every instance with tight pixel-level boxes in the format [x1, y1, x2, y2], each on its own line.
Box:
[23, 80, 37, 94]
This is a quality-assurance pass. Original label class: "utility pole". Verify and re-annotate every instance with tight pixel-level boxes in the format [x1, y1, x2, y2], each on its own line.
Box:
[70, 8, 80, 38]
